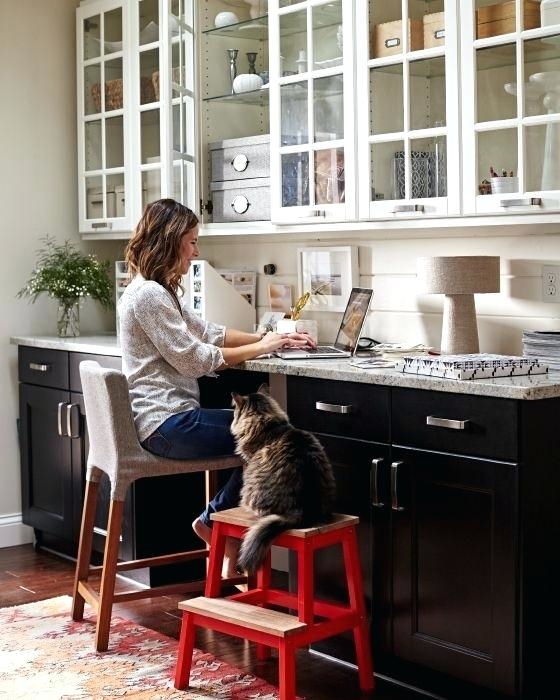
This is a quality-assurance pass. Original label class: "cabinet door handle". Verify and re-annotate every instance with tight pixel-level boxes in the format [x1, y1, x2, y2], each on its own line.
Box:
[500, 197, 542, 208]
[391, 204, 425, 214]
[57, 402, 67, 437]
[66, 403, 80, 439]
[426, 415, 469, 430]
[315, 401, 352, 414]
[391, 461, 405, 512]
[91, 222, 113, 229]
[371, 458, 385, 508]
[29, 362, 50, 372]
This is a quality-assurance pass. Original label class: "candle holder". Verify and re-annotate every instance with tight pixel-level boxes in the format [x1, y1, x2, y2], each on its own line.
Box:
[246, 52, 257, 74]
[227, 49, 238, 94]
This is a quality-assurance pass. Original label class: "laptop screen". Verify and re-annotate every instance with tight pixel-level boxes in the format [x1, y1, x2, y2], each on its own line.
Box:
[333, 288, 374, 352]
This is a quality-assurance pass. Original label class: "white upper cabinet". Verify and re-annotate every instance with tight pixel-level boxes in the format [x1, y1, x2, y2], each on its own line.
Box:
[268, 0, 356, 223]
[77, 0, 197, 235]
[356, 0, 460, 221]
[460, 0, 560, 217]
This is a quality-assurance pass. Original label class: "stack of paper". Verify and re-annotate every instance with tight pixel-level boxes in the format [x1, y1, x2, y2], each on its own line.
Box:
[396, 353, 549, 381]
[522, 330, 560, 371]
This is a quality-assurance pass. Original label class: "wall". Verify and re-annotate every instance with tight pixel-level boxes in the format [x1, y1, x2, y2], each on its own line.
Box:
[0, 0, 125, 547]
[200, 227, 560, 354]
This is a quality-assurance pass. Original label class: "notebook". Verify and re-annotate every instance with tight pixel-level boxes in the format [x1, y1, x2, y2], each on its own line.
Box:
[274, 288, 373, 360]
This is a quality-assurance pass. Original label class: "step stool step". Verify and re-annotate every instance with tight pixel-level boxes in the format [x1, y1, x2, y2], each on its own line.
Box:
[179, 597, 307, 637]
[210, 507, 359, 537]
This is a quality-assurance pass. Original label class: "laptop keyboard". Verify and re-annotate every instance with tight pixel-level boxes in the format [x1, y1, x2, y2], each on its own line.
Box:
[308, 346, 344, 354]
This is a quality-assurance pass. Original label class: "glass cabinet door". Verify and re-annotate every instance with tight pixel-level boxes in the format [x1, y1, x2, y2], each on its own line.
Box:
[269, 0, 356, 222]
[461, 0, 560, 215]
[78, 0, 130, 233]
[356, 0, 459, 220]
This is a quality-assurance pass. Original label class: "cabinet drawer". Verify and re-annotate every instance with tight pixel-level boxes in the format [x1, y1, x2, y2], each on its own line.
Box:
[70, 352, 122, 392]
[210, 134, 270, 182]
[286, 376, 390, 442]
[18, 347, 69, 390]
[392, 388, 517, 461]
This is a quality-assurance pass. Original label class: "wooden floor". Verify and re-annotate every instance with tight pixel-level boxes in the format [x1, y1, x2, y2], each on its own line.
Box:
[0, 544, 423, 700]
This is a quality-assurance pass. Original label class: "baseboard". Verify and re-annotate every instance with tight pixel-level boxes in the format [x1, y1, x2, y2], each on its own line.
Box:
[0, 514, 34, 548]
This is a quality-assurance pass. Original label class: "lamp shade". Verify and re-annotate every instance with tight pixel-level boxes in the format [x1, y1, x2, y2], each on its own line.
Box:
[417, 256, 500, 354]
[417, 256, 500, 295]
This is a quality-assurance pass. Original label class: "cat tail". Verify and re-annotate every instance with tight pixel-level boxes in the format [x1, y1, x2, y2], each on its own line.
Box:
[238, 514, 296, 575]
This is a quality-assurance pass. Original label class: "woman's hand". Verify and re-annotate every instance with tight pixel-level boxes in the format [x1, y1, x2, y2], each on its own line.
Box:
[257, 330, 316, 354]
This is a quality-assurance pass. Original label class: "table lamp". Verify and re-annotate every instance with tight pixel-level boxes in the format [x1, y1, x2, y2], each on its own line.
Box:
[417, 256, 500, 354]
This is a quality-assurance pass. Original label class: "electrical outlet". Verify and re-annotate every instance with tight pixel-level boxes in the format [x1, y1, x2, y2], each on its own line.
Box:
[542, 265, 560, 302]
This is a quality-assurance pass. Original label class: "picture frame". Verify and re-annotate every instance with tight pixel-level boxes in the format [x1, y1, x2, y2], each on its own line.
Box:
[297, 246, 358, 312]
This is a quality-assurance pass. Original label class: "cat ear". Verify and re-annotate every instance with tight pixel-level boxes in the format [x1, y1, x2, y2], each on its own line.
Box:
[257, 383, 270, 395]
[231, 392, 242, 408]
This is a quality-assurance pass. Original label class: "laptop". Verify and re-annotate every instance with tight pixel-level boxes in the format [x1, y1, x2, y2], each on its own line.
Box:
[274, 287, 373, 360]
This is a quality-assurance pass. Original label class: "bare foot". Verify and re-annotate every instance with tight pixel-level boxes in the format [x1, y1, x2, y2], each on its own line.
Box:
[192, 517, 242, 579]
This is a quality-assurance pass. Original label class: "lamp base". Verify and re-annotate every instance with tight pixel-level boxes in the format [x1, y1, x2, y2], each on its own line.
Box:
[441, 294, 479, 354]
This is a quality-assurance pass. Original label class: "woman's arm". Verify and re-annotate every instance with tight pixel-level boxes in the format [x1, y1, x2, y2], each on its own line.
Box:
[223, 328, 261, 347]
[220, 329, 313, 367]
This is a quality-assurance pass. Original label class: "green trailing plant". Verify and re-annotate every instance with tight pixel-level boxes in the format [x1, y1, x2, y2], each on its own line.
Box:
[17, 235, 113, 310]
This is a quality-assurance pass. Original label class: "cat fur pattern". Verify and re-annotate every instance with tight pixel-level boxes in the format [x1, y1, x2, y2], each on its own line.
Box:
[231, 385, 336, 574]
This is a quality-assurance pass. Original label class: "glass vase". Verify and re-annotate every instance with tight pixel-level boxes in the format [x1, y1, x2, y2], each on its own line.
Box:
[57, 301, 80, 338]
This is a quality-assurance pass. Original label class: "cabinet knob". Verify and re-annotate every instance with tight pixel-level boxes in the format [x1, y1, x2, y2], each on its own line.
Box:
[315, 401, 352, 414]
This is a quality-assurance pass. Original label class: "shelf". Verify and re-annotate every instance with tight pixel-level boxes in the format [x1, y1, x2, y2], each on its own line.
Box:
[204, 14, 268, 40]
[476, 33, 560, 71]
[204, 86, 270, 105]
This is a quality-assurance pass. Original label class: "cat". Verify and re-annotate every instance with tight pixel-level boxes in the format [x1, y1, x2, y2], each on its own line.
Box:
[230, 385, 336, 574]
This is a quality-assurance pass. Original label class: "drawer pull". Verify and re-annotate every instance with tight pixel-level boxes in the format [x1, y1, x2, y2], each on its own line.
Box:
[426, 415, 469, 430]
[371, 458, 385, 508]
[57, 402, 67, 437]
[231, 153, 249, 172]
[231, 194, 250, 214]
[315, 401, 352, 414]
[391, 461, 405, 512]
[500, 197, 542, 208]
[29, 362, 50, 372]
[391, 204, 425, 214]
[66, 403, 80, 439]
[91, 222, 113, 229]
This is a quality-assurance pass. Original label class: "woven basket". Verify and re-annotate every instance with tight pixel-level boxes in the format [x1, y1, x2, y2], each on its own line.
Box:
[152, 67, 185, 100]
[91, 77, 155, 112]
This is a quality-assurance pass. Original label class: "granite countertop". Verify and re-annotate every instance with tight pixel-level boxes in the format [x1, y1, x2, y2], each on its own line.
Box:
[10, 334, 560, 400]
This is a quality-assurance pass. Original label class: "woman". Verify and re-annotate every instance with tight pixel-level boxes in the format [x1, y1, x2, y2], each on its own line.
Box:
[118, 199, 312, 576]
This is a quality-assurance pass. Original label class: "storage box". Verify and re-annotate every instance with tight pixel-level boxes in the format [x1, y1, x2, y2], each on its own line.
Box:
[86, 187, 116, 218]
[423, 12, 445, 48]
[91, 77, 155, 112]
[476, 1, 540, 39]
[371, 19, 423, 58]
[210, 134, 270, 182]
[211, 177, 270, 222]
[541, 0, 560, 26]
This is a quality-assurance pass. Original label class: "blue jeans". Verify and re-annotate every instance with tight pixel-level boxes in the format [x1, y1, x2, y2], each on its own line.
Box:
[141, 408, 242, 528]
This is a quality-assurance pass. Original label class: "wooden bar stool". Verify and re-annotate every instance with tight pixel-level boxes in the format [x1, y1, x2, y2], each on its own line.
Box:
[174, 507, 374, 699]
[71, 361, 243, 651]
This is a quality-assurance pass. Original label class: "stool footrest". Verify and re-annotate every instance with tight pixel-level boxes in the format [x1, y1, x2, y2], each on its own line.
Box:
[179, 597, 306, 638]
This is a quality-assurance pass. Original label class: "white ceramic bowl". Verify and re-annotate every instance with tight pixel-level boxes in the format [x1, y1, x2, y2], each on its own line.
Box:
[232, 73, 263, 93]
[214, 11, 238, 28]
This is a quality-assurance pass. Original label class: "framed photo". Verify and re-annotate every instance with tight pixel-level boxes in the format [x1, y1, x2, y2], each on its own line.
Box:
[297, 246, 358, 312]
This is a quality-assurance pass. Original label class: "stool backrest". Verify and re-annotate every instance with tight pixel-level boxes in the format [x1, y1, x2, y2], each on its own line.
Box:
[79, 360, 144, 493]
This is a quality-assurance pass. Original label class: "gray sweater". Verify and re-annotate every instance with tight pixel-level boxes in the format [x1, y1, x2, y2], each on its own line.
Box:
[118, 274, 225, 442]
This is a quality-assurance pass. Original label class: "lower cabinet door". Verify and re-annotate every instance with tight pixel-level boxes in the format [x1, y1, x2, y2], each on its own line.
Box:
[307, 434, 391, 667]
[19, 384, 74, 540]
[390, 446, 518, 696]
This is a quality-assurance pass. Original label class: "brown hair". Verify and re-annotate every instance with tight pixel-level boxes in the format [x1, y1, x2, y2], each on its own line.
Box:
[125, 199, 198, 299]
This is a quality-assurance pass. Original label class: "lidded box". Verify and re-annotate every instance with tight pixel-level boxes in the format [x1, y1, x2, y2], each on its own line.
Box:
[423, 12, 445, 48]
[541, 0, 560, 26]
[210, 134, 270, 182]
[371, 19, 423, 58]
[476, 0, 541, 38]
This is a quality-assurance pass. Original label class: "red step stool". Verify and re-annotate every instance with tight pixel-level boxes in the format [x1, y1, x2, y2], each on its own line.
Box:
[174, 507, 374, 699]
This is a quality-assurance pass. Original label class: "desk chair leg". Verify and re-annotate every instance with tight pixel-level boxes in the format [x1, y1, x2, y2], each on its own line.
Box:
[95, 498, 124, 652]
[342, 529, 375, 692]
[174, 612, 196, 689]
[72, 479, 99, 621]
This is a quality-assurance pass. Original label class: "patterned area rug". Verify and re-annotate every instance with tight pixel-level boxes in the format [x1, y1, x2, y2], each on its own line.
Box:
[0, 595, 283, 699]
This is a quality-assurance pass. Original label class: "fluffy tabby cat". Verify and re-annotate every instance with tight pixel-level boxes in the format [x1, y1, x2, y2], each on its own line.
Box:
[230, 385, 336, 574]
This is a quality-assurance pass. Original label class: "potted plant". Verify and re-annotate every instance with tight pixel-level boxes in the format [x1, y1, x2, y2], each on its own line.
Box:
[17, 236, 113, 337]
